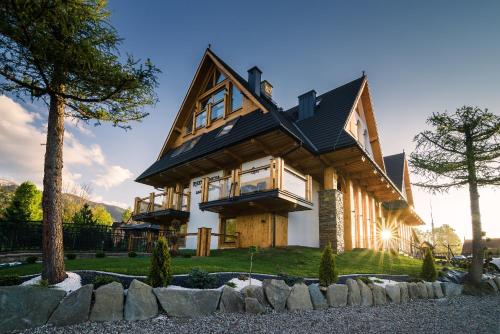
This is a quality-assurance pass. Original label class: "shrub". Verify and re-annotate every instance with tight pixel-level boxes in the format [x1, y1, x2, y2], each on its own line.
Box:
[186, 268, 217, 289]
[92, 275, 119, 289]
[278, 272, 304, 287]
[319, 243, 338, 287]
[95, 251, 106, 258]
[128, 251, 137, 258]
[421, 248, 438, 282]
[25, 256, 38, 264]
[0, 275, 21, 286]
[66, 253, 77, 260]
[148, 236, 172, 287]
[225, 281, 237, 288]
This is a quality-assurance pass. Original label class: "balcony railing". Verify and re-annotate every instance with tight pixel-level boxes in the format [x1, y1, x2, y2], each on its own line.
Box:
[201, 157, 312, 203]
[133, 185, 190, 216]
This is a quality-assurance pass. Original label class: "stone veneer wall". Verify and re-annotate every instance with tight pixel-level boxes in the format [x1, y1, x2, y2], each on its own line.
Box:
[318, 189, 344, 252]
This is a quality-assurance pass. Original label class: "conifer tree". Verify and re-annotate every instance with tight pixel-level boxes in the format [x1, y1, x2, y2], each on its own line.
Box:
[149, 237, 172, 287]
[421, 247, 437, 282]
[319, 243, 338, 287]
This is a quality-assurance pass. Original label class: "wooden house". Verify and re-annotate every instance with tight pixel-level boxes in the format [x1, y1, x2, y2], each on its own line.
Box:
[132, 49, 424, 254]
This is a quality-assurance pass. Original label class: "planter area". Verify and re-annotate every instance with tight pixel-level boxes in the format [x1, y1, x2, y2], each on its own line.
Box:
[2, 273, 499, 333]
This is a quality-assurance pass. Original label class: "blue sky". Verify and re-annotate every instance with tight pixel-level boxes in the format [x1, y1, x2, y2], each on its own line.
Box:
[0, 0, 499, 239]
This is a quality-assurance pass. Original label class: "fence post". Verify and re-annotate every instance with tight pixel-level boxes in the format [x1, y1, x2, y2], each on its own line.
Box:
[196, 227, 211, 257]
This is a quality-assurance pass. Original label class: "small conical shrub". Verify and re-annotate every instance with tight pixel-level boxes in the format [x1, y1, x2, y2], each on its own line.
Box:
[319, 243, 338, 287]
[148, 236, 172, 287]
[421, 247, 437, 282]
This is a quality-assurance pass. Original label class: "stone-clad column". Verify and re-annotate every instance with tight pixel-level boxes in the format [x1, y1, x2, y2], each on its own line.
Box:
[319, 189, 344, 253]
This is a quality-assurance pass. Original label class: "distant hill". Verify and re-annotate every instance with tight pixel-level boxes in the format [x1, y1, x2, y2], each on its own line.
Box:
[0, 179, 126, 222]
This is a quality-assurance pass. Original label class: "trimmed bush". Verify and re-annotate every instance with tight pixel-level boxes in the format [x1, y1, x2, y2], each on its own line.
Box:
[25, 255, 38, 264]
[148, 236, 172, 287]
[277, 272, 304, 287]
[186, 268, 217, 289]
[66, 253, 77, 260]
[421, 248, 437, 282]
[319, 243, 338, 287]
[95, 251, 106, 258]
[128, 251, 137, 258]
[92, 275, 119, 289]
[0, 275, 21, 286]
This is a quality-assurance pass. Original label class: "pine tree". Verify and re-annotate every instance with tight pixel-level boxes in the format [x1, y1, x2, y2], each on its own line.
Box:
[319, 243, 338, 287]
[421, 248, 437, 282]
[148, 237, 172, 287]
[72, 203, 96, 225]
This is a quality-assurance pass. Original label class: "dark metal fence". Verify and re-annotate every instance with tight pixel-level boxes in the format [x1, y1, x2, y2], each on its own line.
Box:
[0, 221, 161, 253]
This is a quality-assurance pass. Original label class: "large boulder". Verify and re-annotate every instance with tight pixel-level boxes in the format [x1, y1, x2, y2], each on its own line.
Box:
[416, 282, 428, 299]
[308, 284, 328, 310]
[241, 285, 268, 307]
[220, 286, 245, 313]
[371, 285, 387, 305]
[90, 282, 124, 322]
[48, 284, 93, 327]
[485, 279, 499, 293]
[433, 282, 444, 298]
[0, 286, 66, 332]
[245, 297, 265, 315]
[441, 282, 463, 297]
[425, 282, 435, 299]
[124, 279, 158, 321]
[399, 282, 409, 303]
[326, 284, 348, 307]
[154, 288, 221, 317]
[286, 283, 313, 311]
[346, 279, 361, 305]
[408, 283, 419, 299]
[494, 277, 500, 290]
[262, 279, 291, 311]
[357, 280, 373, 306]
[385, 284, 400, 304]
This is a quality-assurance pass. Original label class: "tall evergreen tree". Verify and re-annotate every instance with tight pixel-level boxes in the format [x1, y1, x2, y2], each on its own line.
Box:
[0, 1, 159, 283]
[410, 106, 500, 285]
[5, 181, 42, 221]
[72, 203, 96, 225]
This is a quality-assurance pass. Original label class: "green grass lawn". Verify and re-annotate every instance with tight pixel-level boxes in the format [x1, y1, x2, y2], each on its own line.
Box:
[0, 247, 427, 279]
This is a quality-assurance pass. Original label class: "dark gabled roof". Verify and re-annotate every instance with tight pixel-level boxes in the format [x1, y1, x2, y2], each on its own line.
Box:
[462, 238, 500, 255]
[383, 153, 406, 192]
[283, 77, 365, 153]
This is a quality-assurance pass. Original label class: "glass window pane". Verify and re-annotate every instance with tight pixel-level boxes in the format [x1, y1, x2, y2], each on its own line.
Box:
[217, 118, 238, 137]
[232, 87, 243, 111]
[215, 70, 225, 84]
[211, 101, 224, 121]
[212, 89, 225, 103]
[195, 110, 206, 129]
[240, 166, 270, 194]
[224, 218, 237, 243]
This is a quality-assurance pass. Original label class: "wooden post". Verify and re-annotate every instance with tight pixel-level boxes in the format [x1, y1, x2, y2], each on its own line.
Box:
[201, 178, 209, 202]
[148, 192, 155, 212]
[323, 166, 338, 190]
[196, 227, 212, 257]
[343, 179, 353, 251]
[134, 197, 140, 215]
[306, 175, 313, 202]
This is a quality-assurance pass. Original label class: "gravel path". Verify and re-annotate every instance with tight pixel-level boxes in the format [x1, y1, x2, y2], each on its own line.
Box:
[18, 295, 500, 334]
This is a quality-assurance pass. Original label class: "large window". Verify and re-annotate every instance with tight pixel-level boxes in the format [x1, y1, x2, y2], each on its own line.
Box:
[195, 110, 206, 129]
[232, 86, 243, 112]
[210, 89, 225, 121]
[221, 217, 237, 243]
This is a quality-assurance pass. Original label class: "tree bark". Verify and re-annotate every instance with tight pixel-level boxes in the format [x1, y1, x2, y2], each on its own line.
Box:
[41, 91, 67, 284]
[465, 128, 483, 285]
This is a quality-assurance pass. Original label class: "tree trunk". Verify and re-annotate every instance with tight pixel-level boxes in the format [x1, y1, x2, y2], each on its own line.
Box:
[465, 128, 483, 285]
[41, 92, 67, 284]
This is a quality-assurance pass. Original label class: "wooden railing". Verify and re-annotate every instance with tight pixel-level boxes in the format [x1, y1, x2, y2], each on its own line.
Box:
[133, 184, 190, 215]
[201, 157, 312, 203]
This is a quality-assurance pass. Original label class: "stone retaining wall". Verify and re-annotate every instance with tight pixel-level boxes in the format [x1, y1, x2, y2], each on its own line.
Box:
[2, 277, 499, 333]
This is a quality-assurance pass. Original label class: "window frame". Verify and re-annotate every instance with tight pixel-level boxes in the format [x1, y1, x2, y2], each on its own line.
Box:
[220, 217, 237, 244]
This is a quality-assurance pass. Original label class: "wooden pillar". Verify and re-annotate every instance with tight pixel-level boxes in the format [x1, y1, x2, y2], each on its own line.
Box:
[343, 179, 353, 251]
[196, 227, 212, 257]
[133, 197, 140, 215]
[148, 192, 155, 212]
[323, 166, 338, 190]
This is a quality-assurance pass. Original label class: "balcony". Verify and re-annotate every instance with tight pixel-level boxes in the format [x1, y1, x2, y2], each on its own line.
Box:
[199, 157, 313, 215]
[132, 186, 190, 224]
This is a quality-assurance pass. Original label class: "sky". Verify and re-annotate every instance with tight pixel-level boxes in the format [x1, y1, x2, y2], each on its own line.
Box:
[0, 0, 499, 239]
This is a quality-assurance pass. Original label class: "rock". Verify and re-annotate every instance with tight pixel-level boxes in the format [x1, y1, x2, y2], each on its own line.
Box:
[90, 282, 124, 322]
[286, 283, 313, 311]
[220, 286, 245, 313]
[485, 279, 499, 293]
[124, 279, 158, 321]
[154, 288, 221, 317]
[408, 283, 419, 299]
[263, 279, 291, 311]
[433, 282, 444, 298]
[0, 286, 66, 332]
[346, 279, 361, 306]
[399, 282, 409, 303]
[441, 282, 463, 297]
[326, 284, 348, 307]
[494, 277, 500, 290]
[241, 285, 268, 307]
[425, 282, 435, 298]
[308, 284, 328, 310]
[385, 284, 400, 304]
[416, 282, 428, 299]
[371, 285, 387, 305]
[245, 297, 265, 315]
[48, 284, 93, 327]
[357, 279, 373, 306]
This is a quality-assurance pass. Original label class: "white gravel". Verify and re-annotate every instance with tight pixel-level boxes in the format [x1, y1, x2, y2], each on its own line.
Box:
[21, 272, 81, 294]
[16, 295, 500, 334]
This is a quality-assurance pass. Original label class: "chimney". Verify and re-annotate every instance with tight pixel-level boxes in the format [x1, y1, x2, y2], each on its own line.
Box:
[260, 80, 273, 99]
[247, 66, 262, 96]
[298, 90, 316, 121]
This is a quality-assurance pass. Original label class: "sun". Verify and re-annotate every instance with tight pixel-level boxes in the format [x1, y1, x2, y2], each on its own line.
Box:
[381, 229, 393, 241]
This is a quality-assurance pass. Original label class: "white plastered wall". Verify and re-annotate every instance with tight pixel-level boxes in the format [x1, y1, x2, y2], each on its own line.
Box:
[287, 179, 320, 247]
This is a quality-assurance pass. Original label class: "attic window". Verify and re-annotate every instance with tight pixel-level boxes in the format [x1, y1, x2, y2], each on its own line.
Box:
[171, 136, 200, 157]
[217, 118, 238, 137]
